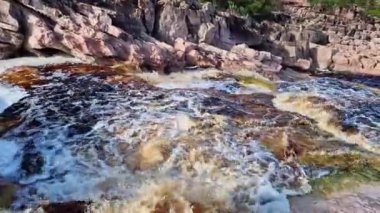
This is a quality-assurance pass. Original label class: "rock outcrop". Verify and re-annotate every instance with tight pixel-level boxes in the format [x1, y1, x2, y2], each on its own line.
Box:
[261, 4, 380, 75]
[0, 0, 280, 76]
[0, 0, 23, 58]
[0, 0, 378, 76]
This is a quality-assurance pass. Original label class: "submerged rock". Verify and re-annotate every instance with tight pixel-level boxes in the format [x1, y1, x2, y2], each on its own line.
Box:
[274, 78, 380, 153]
[41, 201, 89, 213]
[0, 180, 18, 209]
[21, 151, 45, 176]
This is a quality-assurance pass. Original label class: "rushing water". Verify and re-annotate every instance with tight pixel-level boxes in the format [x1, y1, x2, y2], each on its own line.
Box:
[274, 78, 380, 153]
[0, 64, 379, 213]
[0, 84, 27, 114]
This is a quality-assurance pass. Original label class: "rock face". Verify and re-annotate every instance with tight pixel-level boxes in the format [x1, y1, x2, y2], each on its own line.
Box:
[0, 0, 23, 58]
[0, 0, 278, 75]
[261, 4, 380, 75]
[0, 0, 379, 76]
[155, 4, 189, 44]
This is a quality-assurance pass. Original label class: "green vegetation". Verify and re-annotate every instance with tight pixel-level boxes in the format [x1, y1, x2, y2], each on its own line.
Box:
[309, 0, 380, 17]
[309, 0, 378, 8]
[202, 0, 379, 16]
[310, 164, 380, 195]
[300, 153, 380, 195]
[368, 8, 380, 16]
[201, 0, 279, 15]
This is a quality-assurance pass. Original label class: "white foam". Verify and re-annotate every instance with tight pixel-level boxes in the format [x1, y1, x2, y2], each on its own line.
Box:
[256, 184, 290, 213]
[0, 71, 304, 212]
[0, 139, 21, 178]
[0, 56, 82, 74]
[0, 83, 28, 113]
[139, 70, 271, 94]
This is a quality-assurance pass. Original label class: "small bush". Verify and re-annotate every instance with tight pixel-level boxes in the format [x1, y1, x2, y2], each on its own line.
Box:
[309, 0, 379, 9]
[202, 0, 279, 15]
[368, 8, 380, 16]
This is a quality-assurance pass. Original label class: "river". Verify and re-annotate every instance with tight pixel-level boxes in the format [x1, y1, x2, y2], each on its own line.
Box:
[0, 59, 379, 212]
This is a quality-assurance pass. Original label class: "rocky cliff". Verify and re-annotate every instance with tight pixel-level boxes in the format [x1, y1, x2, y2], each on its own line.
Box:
[0, 0, 282, 77]
[260, 4, 380, 75]
[0, 0, 379, 76]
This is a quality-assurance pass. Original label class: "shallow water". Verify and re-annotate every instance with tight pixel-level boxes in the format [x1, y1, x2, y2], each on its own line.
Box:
[0, 64, 379, 213]
[274, 78, 380, 153]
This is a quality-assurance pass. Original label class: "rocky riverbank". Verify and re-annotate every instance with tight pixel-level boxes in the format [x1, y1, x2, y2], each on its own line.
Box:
[262, 4, 380, 75]
[1, 0, 379, 76]
[0, 0, 380, 212]
[0, 0, 282, 77]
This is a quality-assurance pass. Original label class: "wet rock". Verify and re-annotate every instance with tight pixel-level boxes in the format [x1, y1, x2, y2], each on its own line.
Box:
[67, 123, 93, 138]
[21, 151, 45, 175]
[42, 201, 89, 213]
[0, 66, 44, 89]
[0, 180, 19, 209]
[0, 117, 22, 136]
[291, 185, 380, 213]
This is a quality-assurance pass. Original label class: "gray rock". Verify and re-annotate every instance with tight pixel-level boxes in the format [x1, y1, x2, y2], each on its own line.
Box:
[304, 29, 329, 45]
[155, 4, 189, 44]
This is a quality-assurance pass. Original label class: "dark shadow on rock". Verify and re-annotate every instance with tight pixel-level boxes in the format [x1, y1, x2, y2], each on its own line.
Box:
[42, 201, 89, 213]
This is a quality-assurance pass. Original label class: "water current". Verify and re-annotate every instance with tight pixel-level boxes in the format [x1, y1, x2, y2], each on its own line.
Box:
[0, 63, 379, 213]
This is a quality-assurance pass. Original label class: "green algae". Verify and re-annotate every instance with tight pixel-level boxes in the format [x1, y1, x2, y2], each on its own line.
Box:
[300, 153, 380, 195]
[310, 166, 380, 195]
[299, 153, 376, 169]
[237, 75, 277, 91]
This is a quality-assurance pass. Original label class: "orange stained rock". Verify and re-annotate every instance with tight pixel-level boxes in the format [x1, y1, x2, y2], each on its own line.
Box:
[40, 63, 114, 75]
[0, 117, 22, 136]
[0, 66, 45, 89]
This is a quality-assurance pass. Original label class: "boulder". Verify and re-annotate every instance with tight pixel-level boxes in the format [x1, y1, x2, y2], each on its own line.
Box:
[0, 0, 23, 58]
[198, 23, 217, 44]
[311, 45, 334, 70]
[304, 29, 329, 45]
[155, 4, 189, 44]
